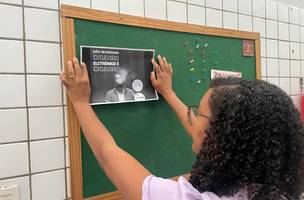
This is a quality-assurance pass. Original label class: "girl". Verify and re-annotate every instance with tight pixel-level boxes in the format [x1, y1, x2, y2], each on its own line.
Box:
[60, 56, 303, 200]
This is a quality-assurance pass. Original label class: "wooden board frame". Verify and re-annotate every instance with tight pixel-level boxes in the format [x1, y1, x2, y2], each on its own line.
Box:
[61, 4, 261, 200]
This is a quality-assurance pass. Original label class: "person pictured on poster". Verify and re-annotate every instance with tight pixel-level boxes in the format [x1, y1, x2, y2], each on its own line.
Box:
[81, 46, 158, 105]
[104, 68, 135, 102]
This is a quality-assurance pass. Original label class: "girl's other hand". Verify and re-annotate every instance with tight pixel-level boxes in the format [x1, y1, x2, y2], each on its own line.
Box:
[150, 55, 175, 99]
[60, 57, 91, 106]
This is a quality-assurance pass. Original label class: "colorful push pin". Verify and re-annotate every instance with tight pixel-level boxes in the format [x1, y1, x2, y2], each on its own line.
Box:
[204, 43, 208, 47]
[197, 80, 202, 84]
[184, 41, 189, 47]
[190, 67, 195, 72]
[196, 44, 200, 49]
[189, 59, 194, 64]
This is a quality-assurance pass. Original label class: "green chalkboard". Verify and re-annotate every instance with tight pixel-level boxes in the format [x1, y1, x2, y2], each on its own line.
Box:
[74, 18, 257, 198]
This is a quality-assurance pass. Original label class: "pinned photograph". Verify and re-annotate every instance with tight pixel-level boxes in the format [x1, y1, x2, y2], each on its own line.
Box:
[81, 46, 158, 105]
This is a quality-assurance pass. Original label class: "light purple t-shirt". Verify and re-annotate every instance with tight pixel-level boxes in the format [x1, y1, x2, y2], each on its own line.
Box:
[142, 175, 248, 200]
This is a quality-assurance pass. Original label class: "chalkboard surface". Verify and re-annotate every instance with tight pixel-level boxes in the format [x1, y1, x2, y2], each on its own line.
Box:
[73, 18, 257, 198]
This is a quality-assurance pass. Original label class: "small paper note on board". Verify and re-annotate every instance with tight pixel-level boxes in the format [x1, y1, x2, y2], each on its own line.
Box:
[243, 40, 255, 57]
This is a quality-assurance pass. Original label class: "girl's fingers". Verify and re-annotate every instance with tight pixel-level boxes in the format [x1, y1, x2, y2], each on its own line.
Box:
[163, 57, 170, 73]
[150, 71, 157, 86]
[151, 59, 161, 74]
[169, 63, 173, 75]
[67, 60, 75, 78]
[73, 57, 82, 77]
[60, 71, 71, 88]
[80, 62, 89, 79]
[157, 55, 165, 71]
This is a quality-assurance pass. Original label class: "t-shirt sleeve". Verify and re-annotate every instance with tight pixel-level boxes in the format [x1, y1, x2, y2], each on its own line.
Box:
[141, 175, 224, 200]
[142, 175, 179, 200]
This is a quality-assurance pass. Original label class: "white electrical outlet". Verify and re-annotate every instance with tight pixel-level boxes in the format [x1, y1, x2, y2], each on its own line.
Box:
[0, 185, 19, 200]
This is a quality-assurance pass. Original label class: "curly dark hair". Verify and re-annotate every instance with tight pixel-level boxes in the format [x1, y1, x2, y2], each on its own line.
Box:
[189, 78, 304, 200]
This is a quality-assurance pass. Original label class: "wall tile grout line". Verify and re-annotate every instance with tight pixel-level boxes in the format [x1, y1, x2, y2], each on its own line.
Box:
[288, 5, 292, 95]
[264, 0, 268, 78]
[0, 73, 61, 75]
[0, 136, 67, 146]
[20, 0, 33, 199]
[0, 36, 62, 44]
[276, 1, 281, 87]
[0, 104, 65, 110]
[0, 167, 70, 182]
[57, 0, 69, 198]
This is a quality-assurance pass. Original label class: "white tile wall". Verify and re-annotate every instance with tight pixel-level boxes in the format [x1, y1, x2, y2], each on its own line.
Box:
[0, 75, 26, 108]
[278, 22, 289, 41]
[239, 14, 252, 32]
[60, 0, 90, 8]
[253, 0, 266, 18]
[253, 17, 265, 38]
[300, 27, 304, 43]
[290, 42, 301, 60]
[239, 0, 252, 15]
[267, 58, 279, 76]
[0, 4, 23, 38]
[266, 0, 277, 20]
[24, 8, 60, 42]
[290, 60, 301, 77]
[29, 107, 64, 140]
[0, 0, 22, 4]
[120, 0, 144, 17]
[279, 59, 290, 77]
[266, 39, 278, 58]
[278, 3, 289, 23]
[206, 0, 222, 9]
[206, 8, 222, 28]
[26, 41, 61, 74]
[30, 139, 65, 173]
[261, 57, 267, 76]
[279, 41, 290, 59]
[290, 78, 301, 95]
[280, 77, 291, 94]
[223, 0, 237, 12]
[31, 170, 66, 200]
[266, 19, 278, 39]
[92, 0, 119, 13]
[27, 75, 62, 106]
[24, 0, 58, 10]
[0, 143, 29, 178]
[0, 109, 27, 143]
[289, 24, 300, 42]
[145, 0, 166, 20]
[0, 39, 24, 73]
[167, 1, 187, 23]
[289, 6, 299, 25]
[0, 0, 303, 199]
[300, 9, 304, 26]
[223, 12, 238, 30]
[188, 4, 205, 26]
[188, 0, 204, 6]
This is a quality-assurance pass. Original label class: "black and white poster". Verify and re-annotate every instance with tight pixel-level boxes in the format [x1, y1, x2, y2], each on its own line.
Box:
[81, 46, 158, 105]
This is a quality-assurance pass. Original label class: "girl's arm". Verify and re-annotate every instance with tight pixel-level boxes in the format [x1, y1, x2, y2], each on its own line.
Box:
[150, 55, 197, 137]
[60, 58, 151, 200]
